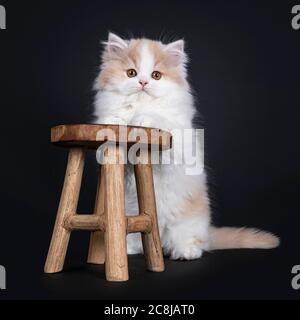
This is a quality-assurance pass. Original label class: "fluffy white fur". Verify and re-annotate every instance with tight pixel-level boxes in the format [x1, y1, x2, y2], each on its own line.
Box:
[93, 33, 279, 260]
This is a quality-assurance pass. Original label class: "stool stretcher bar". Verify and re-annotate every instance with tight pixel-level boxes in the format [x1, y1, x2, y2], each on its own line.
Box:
[64, 214, 153, 234]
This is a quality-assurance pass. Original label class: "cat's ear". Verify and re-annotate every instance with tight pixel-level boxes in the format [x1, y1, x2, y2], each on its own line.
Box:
[103, 32, 128, 54]
[166, 40, 185, 54]
[164, 40, 187, 66]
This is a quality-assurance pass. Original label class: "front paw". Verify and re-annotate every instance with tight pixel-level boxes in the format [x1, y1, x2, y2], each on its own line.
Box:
[131, 115, 155, 128]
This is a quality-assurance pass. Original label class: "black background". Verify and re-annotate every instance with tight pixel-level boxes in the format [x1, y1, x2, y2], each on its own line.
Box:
[0, 0, 299, 300]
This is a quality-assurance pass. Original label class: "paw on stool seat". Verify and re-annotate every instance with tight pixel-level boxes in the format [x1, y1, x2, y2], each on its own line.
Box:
[44, 124, 172, 282]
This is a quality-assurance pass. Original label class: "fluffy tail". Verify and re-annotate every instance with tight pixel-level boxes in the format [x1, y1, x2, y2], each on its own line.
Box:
[208, 227, 280, 250]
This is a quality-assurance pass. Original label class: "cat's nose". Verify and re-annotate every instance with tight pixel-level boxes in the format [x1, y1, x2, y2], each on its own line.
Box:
[139, 80, 148, 89]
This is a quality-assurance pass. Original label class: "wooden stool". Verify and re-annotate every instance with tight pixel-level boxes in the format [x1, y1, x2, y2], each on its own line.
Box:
[44, 124, 172, 282]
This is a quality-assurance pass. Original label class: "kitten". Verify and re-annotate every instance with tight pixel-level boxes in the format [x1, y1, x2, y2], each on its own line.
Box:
[93, 33, 279, 260]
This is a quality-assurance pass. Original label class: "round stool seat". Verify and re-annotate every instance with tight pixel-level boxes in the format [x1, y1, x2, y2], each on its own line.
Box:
[51, 124, 172, 150]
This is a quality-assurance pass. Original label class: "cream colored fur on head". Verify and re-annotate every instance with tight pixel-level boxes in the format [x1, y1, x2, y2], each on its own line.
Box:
[93, 32, 279, 260]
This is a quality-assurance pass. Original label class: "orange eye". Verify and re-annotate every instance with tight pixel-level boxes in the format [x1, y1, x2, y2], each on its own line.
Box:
[152, 71, 162, 80]
[127, 69, 137, 78]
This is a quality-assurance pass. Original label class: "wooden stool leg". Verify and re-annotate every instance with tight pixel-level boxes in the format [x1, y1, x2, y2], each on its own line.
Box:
[87, 166, 105, 264]
[44, 148, 86, 273]
[103, 146, 128, 281]
[134, 152, 165, 272]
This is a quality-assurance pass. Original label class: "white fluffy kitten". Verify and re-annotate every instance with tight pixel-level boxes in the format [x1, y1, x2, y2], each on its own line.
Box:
[93, 33, 279, 260]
